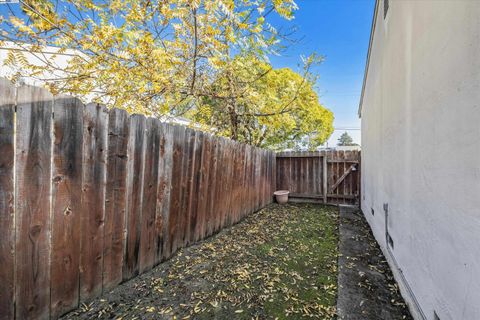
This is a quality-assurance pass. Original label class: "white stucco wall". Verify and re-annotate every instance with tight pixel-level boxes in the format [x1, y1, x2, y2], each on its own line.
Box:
[0, 42, 78, 85]
[360, 1, 480, 320]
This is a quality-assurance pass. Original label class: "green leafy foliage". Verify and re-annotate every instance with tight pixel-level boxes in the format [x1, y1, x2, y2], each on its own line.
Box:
[337, 132, 357, 146]
[1, 0, 333, 149]
[189, 55, 334, 149]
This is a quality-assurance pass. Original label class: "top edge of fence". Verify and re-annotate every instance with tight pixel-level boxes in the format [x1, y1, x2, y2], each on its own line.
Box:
[276, 150, 360, 156]
[276, 151, 326, 158]
[0, 77, 274, 152]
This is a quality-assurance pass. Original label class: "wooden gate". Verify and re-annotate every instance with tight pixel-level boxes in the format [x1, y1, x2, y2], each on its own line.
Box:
[276, 150, 360, 205]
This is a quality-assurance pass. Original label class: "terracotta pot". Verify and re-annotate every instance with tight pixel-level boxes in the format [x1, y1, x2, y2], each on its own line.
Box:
[274, 190, 289, 204]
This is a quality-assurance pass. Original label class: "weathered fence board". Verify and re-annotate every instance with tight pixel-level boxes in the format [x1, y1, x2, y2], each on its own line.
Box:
[255, 148, 262, 210]
[157, 123, 173, 262]
[276, 150, 361, 205]
[50, 96, 84, 318]
[168, 125, 183, 257]
[220, 139, 230, 229]
[139, 118, 161, 273]
[80, 103, 108, 300]
[15, 85, 53, 320]
[189, 131, 202, 244]
[124, 114, 146, 280]
[194, 132, 208, 242]
[205, 136, 218, 237]
[248, 146, 254, 214]
[177, 128, 187, 248]
[0, 80, 277, 320]
[0, 79, 15, 320]
[183, 128, 196, 246]
[103, 108, 129, 291]
[217, 138, 227, 231]
[232, 143, 242, 223]
[240, 144, 248, 218]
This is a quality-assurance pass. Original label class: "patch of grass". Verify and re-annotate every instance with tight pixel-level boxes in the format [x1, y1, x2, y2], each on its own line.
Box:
[196, 204, 339, 319]
[255, 204, 339, 319]
[253, 243, 274, 256]
[63, 203, 339, 320]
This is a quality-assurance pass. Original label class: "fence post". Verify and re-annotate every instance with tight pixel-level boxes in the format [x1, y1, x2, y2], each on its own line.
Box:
[323, 155, 328, 203]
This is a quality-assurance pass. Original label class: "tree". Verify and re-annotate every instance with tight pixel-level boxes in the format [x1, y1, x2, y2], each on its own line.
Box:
[1, 0, 334, 149]
[1, 0, 298, 114]
[337, 132, 356, 146]
[188, 54, 333, 150]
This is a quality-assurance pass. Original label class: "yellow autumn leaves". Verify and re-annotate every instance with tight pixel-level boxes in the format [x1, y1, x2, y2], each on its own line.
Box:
[1, 0, 333, 149]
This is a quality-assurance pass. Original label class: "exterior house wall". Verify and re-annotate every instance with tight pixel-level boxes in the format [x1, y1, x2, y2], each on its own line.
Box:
[0, 42, 79, 86]
[360, 1, 480, 320]
[0, 42, 193, 126]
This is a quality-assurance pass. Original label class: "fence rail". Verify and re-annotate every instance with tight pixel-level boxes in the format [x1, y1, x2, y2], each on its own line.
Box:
[276, 150, 360, 205]
[0, 79, 276, 320]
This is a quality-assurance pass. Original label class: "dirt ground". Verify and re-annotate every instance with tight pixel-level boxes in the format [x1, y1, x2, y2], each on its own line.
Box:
[336, 205, 412, 320]
[63, 204, 339, 320]
[63, 203, 413, 320]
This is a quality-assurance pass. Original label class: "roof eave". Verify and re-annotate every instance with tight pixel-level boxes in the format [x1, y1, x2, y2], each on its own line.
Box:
[358, 0, 380, 118]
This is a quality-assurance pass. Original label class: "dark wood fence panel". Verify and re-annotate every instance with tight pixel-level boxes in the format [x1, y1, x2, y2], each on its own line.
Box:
[182, 129, 198, 246]
[124, 114, 146, 280]
[50, 96, 84, 318]
[240, 144, 248, 218]
[194, 132, 208, 242]
[103, 108, 129, 291]
[139, 118, 161, 273]
[157, 123, 173, 262]
[219, 139, 230, 230]
[211, 137, 222, 235]
[189, 131, 202, 244]
[205, 136, 218, 237]
[0, 80, 276, 319]
[276, 150, 361, 205]
[177, 128, 188, 248]
[0, 79, 16, 320]
[168, 125, 183, 257]
[15, 85, 53, 320]
[80, 103, 108, 300]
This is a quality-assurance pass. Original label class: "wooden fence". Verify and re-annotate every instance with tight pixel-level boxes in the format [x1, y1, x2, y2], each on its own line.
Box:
[276, 150, 360, 205]
[0, 79, 276, 320]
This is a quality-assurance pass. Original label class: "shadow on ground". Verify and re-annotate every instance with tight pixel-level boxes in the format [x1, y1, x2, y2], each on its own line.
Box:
[63, 204, 338, 320]
[337, 205, 412, 320]
[63, 203, 412, 320]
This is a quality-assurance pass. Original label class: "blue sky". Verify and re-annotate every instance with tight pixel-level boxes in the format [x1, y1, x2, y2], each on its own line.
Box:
[269, 0, 375, 146]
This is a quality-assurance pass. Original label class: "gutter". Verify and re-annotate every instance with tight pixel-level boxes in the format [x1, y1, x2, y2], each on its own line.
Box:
[358, 0, 379, 118]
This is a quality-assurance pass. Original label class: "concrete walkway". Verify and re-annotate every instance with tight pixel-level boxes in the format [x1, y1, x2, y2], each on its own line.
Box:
[337, 205, 412, 320]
